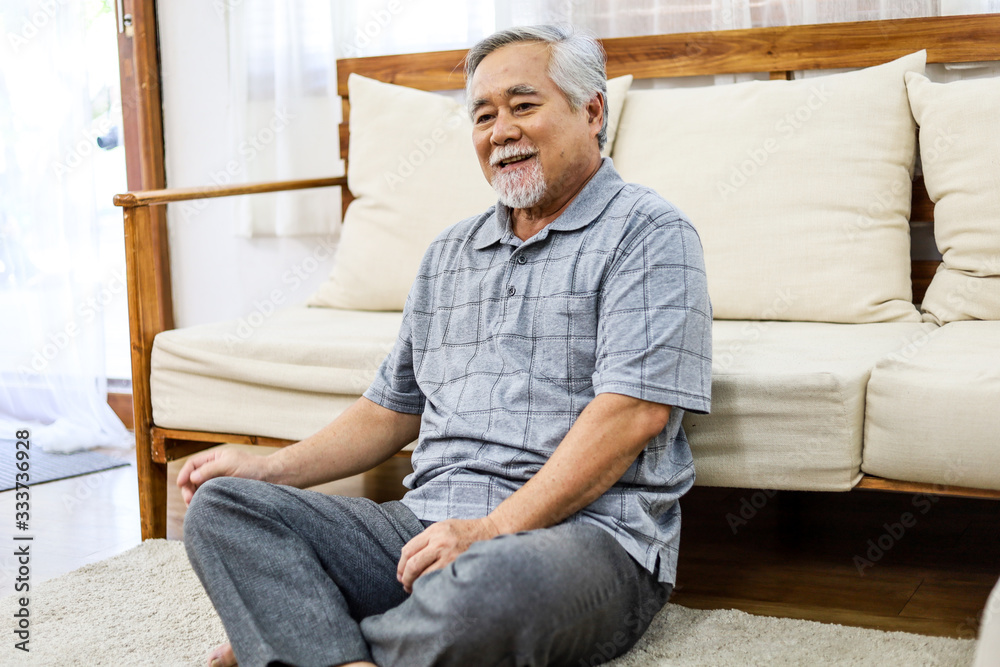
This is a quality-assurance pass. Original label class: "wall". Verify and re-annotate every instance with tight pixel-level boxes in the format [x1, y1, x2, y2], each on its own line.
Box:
[157, 0, 341, 329]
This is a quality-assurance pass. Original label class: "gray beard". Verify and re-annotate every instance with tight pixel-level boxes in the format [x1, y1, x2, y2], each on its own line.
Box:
[492, 158, 546, 209]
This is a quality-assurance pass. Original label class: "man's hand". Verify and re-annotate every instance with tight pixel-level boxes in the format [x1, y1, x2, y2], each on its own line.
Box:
[396, 517, 500, 593]
[177, 448, 277, 506]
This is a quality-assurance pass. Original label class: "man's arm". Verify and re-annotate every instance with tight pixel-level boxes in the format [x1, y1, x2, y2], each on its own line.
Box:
[396, 391, 670, 592]
[176, 397, 421, 505]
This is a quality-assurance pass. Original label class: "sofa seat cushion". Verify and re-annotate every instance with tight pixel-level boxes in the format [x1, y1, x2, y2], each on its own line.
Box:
[685, 320, 936, 491]
[863, 321, 1000, 491]
[151, 307, 403, 441]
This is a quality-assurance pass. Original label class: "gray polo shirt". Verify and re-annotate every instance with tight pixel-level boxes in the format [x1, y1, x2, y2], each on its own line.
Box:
[364, 157, 712, 585]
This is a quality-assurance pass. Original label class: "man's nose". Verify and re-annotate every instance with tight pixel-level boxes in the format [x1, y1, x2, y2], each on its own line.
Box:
[491, 109, 521, 145]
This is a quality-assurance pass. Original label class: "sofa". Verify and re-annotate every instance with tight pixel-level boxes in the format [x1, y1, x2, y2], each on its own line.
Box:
[115, 14, 1000, 542]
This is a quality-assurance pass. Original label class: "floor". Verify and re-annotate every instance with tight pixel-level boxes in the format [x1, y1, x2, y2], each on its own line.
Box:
[5, 443, 997, 641]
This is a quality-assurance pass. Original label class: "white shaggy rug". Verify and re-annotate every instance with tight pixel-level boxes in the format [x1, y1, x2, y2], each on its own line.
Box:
[0, 539, 976, 666]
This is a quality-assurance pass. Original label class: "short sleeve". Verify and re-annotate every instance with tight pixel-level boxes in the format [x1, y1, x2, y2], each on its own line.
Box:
[363, 295, 426, 414]
[592, 209, 712, 415]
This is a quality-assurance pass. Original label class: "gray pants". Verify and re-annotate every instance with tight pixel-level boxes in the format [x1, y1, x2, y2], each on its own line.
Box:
[184, 477, 671, 667]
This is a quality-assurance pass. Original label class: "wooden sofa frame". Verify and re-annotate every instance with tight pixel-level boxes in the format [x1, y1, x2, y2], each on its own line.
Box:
[115, 14, 1000, 540]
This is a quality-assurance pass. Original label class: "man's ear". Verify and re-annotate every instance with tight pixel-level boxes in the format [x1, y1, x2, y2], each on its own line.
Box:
[585, 92, 605, 135]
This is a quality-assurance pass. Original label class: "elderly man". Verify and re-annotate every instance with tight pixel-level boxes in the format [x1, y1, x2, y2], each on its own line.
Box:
[181, 24, 711, 667]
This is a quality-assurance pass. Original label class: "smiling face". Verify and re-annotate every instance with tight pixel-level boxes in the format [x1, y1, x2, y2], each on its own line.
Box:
[469, 41, 604, 217]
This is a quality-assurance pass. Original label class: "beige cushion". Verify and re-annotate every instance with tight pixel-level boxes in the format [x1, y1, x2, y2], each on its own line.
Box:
[151, 307, 402, 440]
[905, 73, 1000, 325]
[863, 321, 1000, 491]
[612, 52, 926, 324]
[684, 320, 937, 491]
[603, 74, 632, 155]
[309, 73, 633, 311]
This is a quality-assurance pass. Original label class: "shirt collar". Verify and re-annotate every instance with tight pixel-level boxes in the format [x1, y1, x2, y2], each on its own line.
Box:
[473, 157, 626, 250]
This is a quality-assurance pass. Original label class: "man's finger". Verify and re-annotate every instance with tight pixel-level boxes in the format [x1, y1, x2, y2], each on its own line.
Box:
[177, 452, 225, 506]
[190, 455, 232, 487]
[176, 459, 195, 488]
[189, 463, 210, 486]
[400, 542, 440, 591]
[402, 552, 453, 594]
[177, 451, 216, 488]
[397, 532, 430, 578]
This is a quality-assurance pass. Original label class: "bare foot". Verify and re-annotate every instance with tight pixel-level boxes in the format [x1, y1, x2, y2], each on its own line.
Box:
[207, 642, 237, 667]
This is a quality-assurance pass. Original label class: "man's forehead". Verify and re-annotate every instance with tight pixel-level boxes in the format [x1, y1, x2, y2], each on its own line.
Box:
[470, 42, 554, 98]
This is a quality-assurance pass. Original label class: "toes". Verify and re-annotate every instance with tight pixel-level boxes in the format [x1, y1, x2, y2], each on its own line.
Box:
[207, 642, 237, 667]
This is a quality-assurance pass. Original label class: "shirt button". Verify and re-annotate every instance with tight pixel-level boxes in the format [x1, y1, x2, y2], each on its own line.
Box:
[517, 255, 527, 265]
[507, 285, 516, 297]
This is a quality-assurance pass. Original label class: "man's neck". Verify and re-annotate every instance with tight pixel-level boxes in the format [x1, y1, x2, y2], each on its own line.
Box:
[510, 157, 602, 241]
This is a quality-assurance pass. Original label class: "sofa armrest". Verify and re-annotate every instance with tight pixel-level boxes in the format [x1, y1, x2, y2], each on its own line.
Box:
[113, 175, 348, 208]
[115, 173, 347, 539]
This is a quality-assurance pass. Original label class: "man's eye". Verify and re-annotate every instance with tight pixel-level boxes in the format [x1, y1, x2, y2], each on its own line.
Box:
[475, 114, 494, 124]
[515, 103, 533, 112]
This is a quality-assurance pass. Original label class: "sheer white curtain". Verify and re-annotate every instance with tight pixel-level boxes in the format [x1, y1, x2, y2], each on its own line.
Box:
[505, 0, 947, 85]
[0, 2, 131, 452]
[223, 0, 495, 237]
[224, 0, 341, 237]
[504, 1, 946, 40]
[337, 0, 495, 57]
[223, 0, 496, 237]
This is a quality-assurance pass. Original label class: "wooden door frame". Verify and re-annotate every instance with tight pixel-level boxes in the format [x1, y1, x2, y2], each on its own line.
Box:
[115, 0, 170, 533]
[112, 0, 171, 429]
[116, 0, 172, 330]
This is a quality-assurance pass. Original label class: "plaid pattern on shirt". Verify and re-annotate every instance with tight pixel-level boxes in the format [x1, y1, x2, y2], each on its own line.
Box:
[364, 158, 712, 584]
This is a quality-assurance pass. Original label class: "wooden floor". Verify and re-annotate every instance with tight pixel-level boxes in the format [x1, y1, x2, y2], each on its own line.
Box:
[7, 443, 997, 641]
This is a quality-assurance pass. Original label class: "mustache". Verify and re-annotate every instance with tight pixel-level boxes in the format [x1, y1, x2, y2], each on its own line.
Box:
[489, 143, 539, 167]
